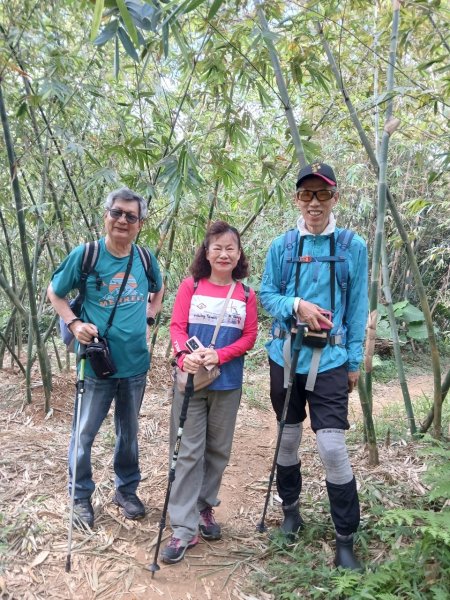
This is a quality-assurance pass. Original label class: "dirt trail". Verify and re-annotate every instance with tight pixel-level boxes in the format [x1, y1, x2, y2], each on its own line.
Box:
[0, 361, 438, 600]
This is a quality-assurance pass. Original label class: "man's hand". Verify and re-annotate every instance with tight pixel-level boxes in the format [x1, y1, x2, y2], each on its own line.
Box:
[71, 321, 98, 345]
[348, 370, 359, 393]
[296, 299, 333, 331]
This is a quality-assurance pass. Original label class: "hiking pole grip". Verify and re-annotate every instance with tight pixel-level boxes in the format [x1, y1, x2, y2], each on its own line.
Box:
[147, 373, 195, 577]
[257, 326, 306, 533]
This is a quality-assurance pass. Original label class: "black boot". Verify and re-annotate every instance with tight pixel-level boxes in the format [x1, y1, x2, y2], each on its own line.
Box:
[280, 500, 304, 537]
[335, 533, 362, 570]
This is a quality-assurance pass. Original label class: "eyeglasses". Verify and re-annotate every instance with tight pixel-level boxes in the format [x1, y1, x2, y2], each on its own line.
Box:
[107, 208, 140, 224]
[296, 189, 336, 202]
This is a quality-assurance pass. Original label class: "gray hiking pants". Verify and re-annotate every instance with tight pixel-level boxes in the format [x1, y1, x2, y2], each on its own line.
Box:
[167, 385, 242, 541]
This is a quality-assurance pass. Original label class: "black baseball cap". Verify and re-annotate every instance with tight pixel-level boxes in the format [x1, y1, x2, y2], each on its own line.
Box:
[296, 162, 337, 188]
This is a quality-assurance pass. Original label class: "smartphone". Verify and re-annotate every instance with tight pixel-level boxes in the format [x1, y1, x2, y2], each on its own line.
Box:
[185, 335, 205, 352]
[185, 336, 214, 371]
[318, 309, 333, 330]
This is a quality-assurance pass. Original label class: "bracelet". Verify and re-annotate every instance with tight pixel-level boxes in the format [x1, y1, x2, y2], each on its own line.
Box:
[146, 316, 155, 326]
[66, 318, 82, 332]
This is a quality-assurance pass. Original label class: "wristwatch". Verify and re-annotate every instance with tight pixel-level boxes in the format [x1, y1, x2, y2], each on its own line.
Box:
[146, 316, 155, 326]
[66, 317, 82, 332]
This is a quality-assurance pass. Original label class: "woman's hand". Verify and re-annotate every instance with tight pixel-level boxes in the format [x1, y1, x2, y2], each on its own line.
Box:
[199, 348, 219, 368]
[183, 348, 219, 372]
[182, 351, 204, 374]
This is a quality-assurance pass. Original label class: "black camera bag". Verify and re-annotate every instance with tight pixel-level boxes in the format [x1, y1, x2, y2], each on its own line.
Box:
[86, 336, 117, 378]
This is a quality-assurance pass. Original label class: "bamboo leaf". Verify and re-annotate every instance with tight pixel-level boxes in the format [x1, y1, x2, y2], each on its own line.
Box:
[208, 0, 224, 19]
[114, 34, 120, 78]
[117, 26, 139, 61]
[116, 0, 139, 47]
[184, 0, 207, 15]
[90, 0, 105, 42]
[93, 19, 119, 46]
[162, 22, 169, 58]
[170, 21, 190, 64]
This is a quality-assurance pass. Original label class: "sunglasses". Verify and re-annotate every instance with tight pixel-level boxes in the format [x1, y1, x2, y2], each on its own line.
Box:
[107, 207, 140, 224]
[296, 189, 336, 202]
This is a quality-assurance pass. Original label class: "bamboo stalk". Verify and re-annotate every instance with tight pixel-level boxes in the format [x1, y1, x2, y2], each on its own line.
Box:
[150, 213, 179, 355]
[318, 16, 442, 438]
[255, 0, 305, 167]
[0, 273, 27, 316]
[357, 378, 379, 464]
[240, 102, 334, 236]
[381, 240, 416, 435]
[420, 368, 450, 433]
[0, 330, 25, 375]
[368, 2, 400, 404]
[0, 78, 52, 411]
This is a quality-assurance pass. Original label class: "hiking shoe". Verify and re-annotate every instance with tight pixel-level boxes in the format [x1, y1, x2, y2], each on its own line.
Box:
[199, 506, 222, 540]
[113, 490, 145, 519]
[73, 498, 94, 529]
[161, 535, 199, 564]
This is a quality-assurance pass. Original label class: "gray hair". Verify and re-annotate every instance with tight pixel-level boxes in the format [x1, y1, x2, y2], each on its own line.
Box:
[104, 187, 148, 219]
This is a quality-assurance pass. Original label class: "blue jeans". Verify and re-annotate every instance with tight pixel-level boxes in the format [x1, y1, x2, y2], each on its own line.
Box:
[68, 373, 146, 500]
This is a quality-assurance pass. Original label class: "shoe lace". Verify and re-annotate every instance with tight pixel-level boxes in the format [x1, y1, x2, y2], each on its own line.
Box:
[200, 506, 216, 527]
[167, 536, 181, 550]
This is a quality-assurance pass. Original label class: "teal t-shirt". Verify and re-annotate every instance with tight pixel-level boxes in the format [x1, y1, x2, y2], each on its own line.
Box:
[51, 238, 162, 378]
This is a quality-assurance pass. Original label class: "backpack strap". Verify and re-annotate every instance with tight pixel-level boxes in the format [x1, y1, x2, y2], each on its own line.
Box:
[335, 229, 355, 323]
[136, 245, 155, 288]
[194, 279, 250, 302]
[281, 228, 299, 296]
[79, 241, 100, 300]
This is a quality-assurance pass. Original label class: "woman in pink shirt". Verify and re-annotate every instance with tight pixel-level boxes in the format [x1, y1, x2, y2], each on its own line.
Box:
[162, 220, 258, 564]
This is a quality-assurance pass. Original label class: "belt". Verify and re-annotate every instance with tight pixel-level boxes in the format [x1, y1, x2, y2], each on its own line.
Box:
[277, 326, 343, 391]
[274, 326, 343, 346]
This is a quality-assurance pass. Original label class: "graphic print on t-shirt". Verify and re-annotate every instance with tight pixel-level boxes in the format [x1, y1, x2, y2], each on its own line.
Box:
[189, 295, 246, 330]
[99, 272, 146, 307]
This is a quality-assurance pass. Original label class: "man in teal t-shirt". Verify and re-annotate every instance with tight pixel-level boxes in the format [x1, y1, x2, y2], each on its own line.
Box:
[48, 187, 163, 529]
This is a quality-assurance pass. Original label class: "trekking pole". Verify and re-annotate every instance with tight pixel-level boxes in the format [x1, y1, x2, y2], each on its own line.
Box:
[147, 373, 195, 577]
[257, 324, 307, 533]
[65, 346, 86, 573]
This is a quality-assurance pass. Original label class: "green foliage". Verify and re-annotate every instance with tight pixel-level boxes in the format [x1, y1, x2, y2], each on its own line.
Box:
[370, 356, 398, 383]
[376, 301, 433, 343]
[0, 0, 449, 409]
[252, 438, 450, 599]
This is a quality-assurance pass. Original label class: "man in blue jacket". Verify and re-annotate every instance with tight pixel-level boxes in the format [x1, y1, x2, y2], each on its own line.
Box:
[260, 162, 368, 569]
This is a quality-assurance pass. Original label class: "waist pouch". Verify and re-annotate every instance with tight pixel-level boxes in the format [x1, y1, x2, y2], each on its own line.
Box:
[86, 336, 117, 378]
[176, 365, 221, 393]
[302, 330, 329, 349]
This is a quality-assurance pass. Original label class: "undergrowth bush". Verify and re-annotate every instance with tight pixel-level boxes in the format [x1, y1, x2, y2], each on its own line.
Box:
[252, 438, 450, 599]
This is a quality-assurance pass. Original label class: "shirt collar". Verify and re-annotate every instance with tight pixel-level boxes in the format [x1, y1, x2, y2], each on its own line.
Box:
[297, 212, 336, 237]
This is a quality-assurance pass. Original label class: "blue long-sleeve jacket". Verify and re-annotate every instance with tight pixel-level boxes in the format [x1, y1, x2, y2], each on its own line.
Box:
[260, 226, 368, 374]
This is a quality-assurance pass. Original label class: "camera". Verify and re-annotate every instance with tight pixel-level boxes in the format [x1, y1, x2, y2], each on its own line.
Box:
[185, 336, 214, 371]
